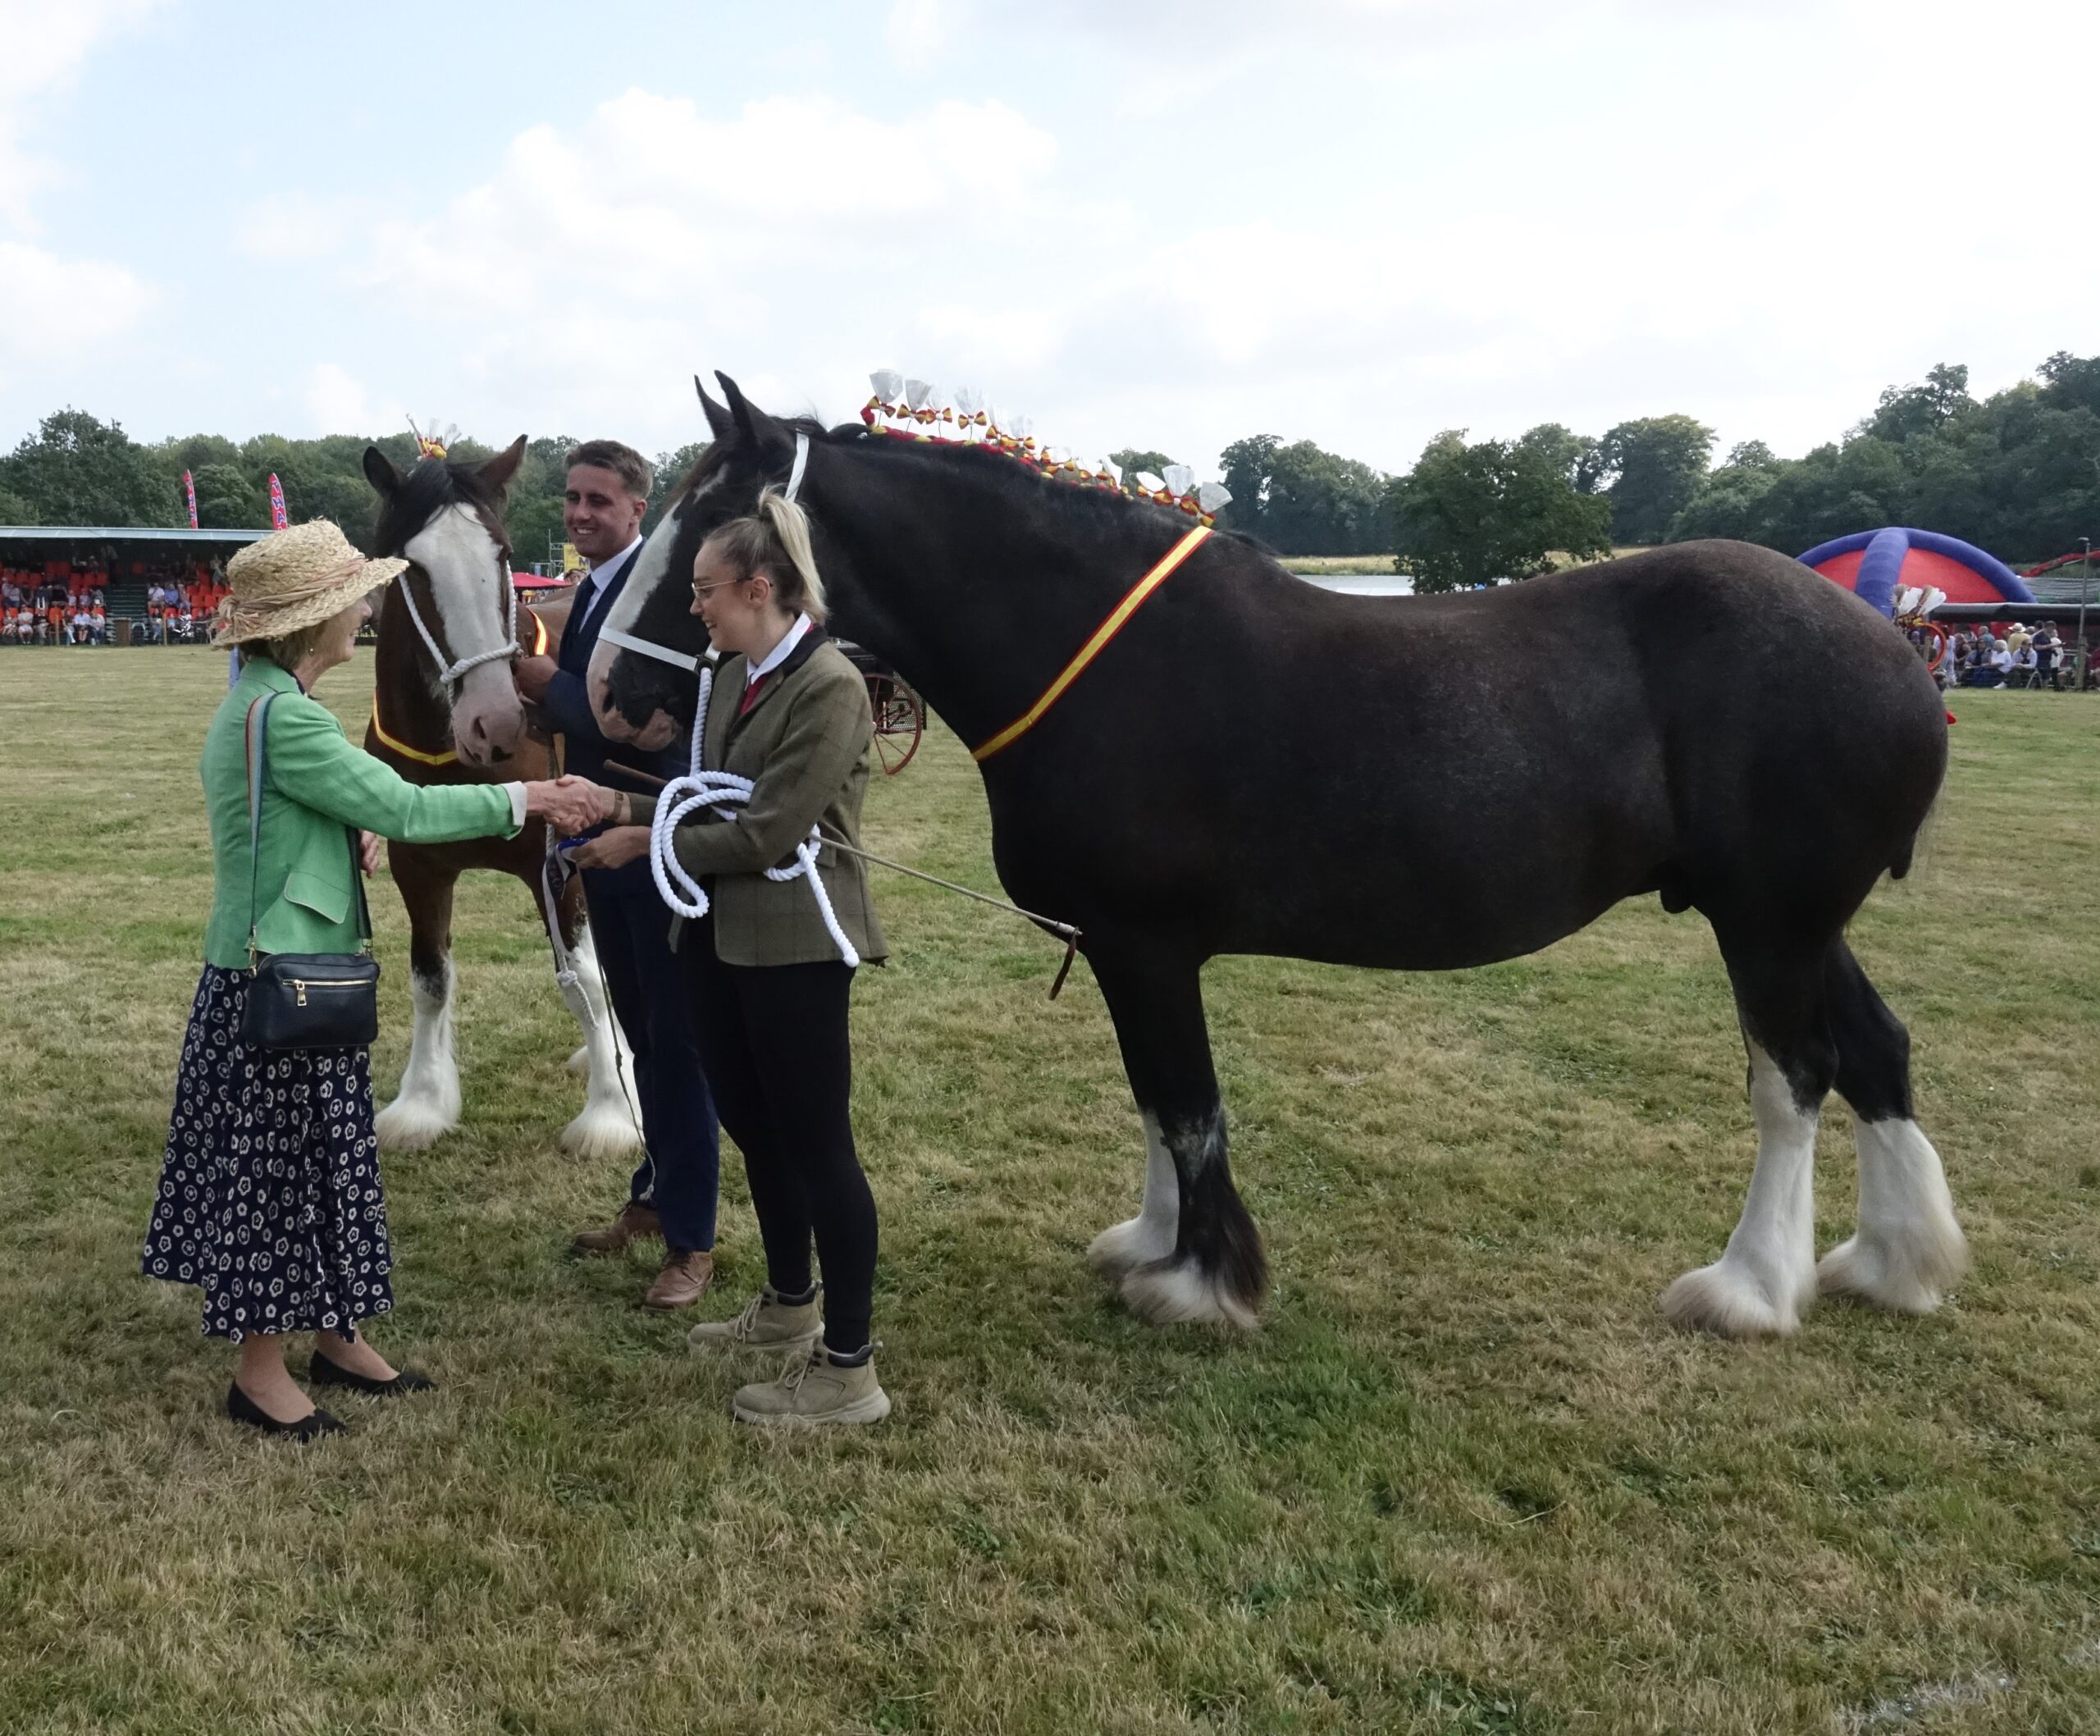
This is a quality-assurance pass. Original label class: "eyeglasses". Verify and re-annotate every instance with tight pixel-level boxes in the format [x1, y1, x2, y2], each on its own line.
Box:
[691, 573, 764, 599]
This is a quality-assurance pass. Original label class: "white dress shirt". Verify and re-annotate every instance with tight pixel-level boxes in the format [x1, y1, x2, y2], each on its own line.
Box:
[743, 612, 813, 696]
[574, 536, 644, 628]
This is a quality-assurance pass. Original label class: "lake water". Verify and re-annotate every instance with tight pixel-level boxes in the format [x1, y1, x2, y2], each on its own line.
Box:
[1292, 572, 1414, 597]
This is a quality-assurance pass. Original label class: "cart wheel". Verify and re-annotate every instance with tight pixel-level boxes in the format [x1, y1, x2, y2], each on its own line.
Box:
[865, 672, 924, 775]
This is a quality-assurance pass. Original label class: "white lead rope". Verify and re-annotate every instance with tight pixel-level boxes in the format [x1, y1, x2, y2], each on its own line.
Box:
[646, 664, 861, 968]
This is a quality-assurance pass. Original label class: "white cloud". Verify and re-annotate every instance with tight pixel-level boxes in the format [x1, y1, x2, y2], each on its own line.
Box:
[304, 363, 383, 433]
[0, 240, 154, 379]
[0, 0, 159, 366]
[239, 193, 358, 262]
[885, 0, 964, 71]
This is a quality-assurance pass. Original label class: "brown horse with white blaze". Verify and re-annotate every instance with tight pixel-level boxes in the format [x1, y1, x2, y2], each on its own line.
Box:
[359, 438, 639, 1160]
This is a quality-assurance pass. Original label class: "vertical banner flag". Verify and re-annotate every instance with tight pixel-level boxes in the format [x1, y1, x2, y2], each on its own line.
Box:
[183, 470, 199, 529]
[267, 473, 288, 530]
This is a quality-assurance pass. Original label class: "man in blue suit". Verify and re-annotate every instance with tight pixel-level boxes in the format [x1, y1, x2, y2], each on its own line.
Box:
[515, 440, 720, 1310]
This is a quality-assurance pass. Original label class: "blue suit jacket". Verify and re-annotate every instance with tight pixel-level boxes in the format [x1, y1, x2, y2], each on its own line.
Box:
[543, 544, 688, 896]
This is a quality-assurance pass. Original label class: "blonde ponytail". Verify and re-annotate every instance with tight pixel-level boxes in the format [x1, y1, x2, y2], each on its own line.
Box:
[702, 487, 828, 623]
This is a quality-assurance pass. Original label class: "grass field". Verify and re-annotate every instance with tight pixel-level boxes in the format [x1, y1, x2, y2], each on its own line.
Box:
[3, 649, 2099, 1735]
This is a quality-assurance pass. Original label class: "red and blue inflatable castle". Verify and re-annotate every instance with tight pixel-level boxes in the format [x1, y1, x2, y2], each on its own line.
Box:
[1797, 527, 2036, 617]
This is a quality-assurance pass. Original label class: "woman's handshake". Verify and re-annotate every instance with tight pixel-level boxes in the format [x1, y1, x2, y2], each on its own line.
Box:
[522, 774, 619, 837]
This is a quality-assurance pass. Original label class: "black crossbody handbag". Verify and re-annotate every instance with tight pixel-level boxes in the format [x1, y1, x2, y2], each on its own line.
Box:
[239, 691, 381, 1050]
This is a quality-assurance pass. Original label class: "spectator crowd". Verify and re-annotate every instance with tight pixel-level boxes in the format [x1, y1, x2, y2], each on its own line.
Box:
[1, 558, 228, 646]
[1932, 622, 2094, 691]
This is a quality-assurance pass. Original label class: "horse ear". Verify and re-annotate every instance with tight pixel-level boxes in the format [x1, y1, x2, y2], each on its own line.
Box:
[696, 375, 734, 442]
[714, 372, 788, 453]
[477, 435, 527, 497]
[363, 445, 402, 497]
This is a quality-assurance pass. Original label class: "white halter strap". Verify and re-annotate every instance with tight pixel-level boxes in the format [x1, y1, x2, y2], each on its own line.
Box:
[596, 432, 810, 677]
[399, 563, 520, 692]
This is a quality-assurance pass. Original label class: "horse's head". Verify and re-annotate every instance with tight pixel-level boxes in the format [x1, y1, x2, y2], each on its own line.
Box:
[364, 436, 532, 767]
[589, 375, 835, 746]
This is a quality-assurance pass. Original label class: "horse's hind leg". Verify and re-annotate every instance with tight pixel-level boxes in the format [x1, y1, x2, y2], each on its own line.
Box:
[1817, 941, 1967, 1313]
[1085, 942, 1267, 1329]
[1662, 935, 1834, 1338]
[553, 897, 642, 1160]
[375, 852, 463, 1152]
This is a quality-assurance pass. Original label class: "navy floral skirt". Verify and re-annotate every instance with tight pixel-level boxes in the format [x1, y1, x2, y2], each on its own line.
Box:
[142, 966, 393, 1341]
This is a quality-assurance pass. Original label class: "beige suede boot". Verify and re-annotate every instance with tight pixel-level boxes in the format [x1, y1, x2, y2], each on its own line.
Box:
[732, 1344, 890, 1428]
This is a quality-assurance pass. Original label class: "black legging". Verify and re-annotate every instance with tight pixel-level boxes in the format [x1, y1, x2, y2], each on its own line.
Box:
[681, 916, 875, 1355]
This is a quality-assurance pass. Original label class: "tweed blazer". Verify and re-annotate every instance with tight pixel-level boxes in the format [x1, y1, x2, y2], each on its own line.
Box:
[633, 629, 887, 968]
[199, 658, 518, 969]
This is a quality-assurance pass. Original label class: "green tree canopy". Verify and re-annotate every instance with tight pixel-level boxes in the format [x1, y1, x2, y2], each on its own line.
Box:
[1669, 353, 2100, 557]
[190, 463, 263, 529]
[1387, 429, 1613, 592]
[1108, 447, 1174, 486]
[1596, 413, 1715, 544]
[1514, 423, 1605, 494]
[1213, 434, 1388, 554]
[1, 410, 180, 528]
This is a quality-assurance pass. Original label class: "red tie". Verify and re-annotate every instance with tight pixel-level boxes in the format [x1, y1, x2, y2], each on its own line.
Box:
[738, 673, 768, 715]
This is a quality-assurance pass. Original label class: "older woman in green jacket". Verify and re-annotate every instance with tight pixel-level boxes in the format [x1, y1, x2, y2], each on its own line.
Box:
[142, 521, 608, 1440]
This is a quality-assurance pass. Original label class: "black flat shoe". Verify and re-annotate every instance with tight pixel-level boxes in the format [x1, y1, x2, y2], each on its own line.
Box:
[226, 1382, 347, 1441]
[307, 1354, 436, 1397]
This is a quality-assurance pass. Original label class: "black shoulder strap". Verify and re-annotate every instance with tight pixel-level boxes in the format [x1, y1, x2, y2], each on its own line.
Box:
[244, 690, 372, 965]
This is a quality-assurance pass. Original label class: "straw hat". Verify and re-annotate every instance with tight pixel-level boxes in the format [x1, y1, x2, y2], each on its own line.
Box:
[213, 520, 408, 646]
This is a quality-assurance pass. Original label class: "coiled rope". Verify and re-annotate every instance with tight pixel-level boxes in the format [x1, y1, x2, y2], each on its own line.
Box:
[646, 664, 860, 967]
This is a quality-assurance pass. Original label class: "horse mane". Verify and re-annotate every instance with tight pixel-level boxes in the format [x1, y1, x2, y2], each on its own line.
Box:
[374, 455, 516, 558]
[674, 416, 1260, 549]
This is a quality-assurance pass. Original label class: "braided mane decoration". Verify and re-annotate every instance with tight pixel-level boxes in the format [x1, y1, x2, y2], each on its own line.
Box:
[858, 371, 1231, 527]
[407, 417, 460, 462]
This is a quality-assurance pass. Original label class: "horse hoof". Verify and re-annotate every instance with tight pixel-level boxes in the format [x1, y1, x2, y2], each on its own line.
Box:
[560, 1104, 643, 1161]
[564, 1045, 590, 1077]
[1659, 1259, 1807, 1340]
[374, 1097, 459, 1153]
[1086, 1217, 1171, 1281]
[1120, 1259, 1260, 1331]
[1817, 1226, 1966, 1315]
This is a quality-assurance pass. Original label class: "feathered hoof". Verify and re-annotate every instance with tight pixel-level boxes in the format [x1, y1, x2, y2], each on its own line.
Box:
[1818, 1223, 1968, 1315]
[1087, 1217, 1171, 1282]
[1121, 1258, 1261, 1331]
[374, 1095, 459, 1154]
[1659, 1259, 1808, 1340]
[561, 1103, 643, 1161]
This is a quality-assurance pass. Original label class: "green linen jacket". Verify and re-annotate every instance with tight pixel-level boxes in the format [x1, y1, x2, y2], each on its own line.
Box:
[199, 657, 519, 969]
[633, 633, 888, 968]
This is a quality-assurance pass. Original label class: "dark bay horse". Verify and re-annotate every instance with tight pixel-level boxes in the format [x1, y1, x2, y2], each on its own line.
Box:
[586, 376, 1964, 1341]
[359, 439, 638, 1160]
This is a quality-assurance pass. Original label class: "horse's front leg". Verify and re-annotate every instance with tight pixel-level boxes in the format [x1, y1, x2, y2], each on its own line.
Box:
[374, 848, 463, 1152]
[555, 902, 642, 1159]
[1084, 940, 1268, 1328]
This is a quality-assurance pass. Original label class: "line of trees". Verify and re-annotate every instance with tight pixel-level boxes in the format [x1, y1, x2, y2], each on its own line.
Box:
[0, 415, 705, 565]
[4, 349, 2093, 592]
[1180, 350, 2098, 589]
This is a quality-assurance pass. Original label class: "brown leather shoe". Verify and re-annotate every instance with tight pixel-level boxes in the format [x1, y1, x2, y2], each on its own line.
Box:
[643, 1247, 715, 1311]
[571, 1200, 661, 1257]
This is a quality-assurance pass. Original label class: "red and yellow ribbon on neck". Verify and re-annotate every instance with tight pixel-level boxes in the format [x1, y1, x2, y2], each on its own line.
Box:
[971, 526, 1210, 762]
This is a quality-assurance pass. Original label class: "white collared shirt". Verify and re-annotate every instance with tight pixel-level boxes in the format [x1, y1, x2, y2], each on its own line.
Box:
[575, 535, 644, 624]
[743, 612, 813, 693]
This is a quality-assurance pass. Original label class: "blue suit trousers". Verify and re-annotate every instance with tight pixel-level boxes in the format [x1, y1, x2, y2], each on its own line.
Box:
[584, 873, 719, 1251]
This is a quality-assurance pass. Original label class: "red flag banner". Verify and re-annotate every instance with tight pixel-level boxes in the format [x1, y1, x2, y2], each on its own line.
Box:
[267, 473, 288, 531]
[183, 470, 199, 529]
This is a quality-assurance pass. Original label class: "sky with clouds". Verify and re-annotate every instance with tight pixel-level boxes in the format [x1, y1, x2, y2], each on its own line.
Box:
[3, 0, 2096, 478]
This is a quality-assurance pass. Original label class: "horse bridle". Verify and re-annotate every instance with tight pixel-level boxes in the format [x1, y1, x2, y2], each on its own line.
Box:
[396, 532, 523, 695]
[596, 432, 810, 676]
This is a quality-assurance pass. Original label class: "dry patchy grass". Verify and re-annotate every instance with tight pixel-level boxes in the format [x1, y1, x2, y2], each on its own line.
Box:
[2, 650, 2098, 1734]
